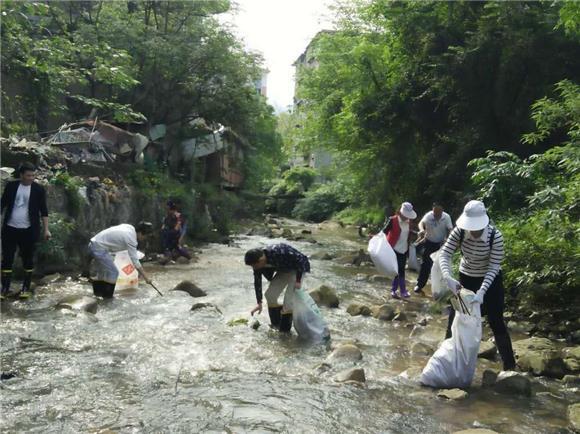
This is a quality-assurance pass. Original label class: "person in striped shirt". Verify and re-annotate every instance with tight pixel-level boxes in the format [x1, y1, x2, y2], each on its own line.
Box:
[439, 200, 516, 371]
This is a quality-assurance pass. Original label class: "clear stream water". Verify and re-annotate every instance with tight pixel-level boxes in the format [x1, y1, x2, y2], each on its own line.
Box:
[0, 220, 577, 433]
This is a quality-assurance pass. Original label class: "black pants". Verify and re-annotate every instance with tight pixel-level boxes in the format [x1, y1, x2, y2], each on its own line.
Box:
[1, 226, 37, 292]
[445, 272, 516, 370]
[1, 226, 37, 271]
[395, 251, 407, 279]
[416, 240, 441, 289]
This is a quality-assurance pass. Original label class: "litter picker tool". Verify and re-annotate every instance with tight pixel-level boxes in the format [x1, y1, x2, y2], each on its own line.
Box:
[149, 281, 163, 296]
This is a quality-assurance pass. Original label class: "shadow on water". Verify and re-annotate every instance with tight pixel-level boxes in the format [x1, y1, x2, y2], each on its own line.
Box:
[0, 220, 577, 433]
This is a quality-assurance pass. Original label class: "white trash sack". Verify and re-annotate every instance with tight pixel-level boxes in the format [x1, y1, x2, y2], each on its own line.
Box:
[429, 250, 449, 300]
[114, 250, 139, 290]
[368, 233, 398, 278]
[408, 244, 420, 271]
[420, 290, 482, 389]
[292, 288, 330, 342]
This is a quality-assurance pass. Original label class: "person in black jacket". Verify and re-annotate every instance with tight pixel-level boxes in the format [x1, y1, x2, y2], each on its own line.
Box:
[1, 163, 51, 299]
[244, 243, 311, 332]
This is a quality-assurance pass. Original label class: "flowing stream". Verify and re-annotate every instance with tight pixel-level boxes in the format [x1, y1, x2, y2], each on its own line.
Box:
[0, 220, 577, 433]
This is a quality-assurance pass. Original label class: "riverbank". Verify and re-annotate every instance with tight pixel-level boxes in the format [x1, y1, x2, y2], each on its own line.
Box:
[1, 218, 579, 433]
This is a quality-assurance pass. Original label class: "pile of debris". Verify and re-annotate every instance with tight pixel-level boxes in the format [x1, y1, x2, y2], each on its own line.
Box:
[1, 119, 150, 171]
[45, 120, 149, 164]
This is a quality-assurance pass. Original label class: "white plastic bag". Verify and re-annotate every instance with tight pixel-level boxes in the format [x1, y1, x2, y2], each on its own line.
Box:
[368, 233, 398, 278]
[292, 288, 330, 342]
[429, 250, 448, 300]
[420, 291, 482, 389]
[114, 250, 139, 290]
[408, 244, 420, 271]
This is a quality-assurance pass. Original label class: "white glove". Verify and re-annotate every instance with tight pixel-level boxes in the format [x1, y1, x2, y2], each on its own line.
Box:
[473, 290, 485, 305]
[446, 276, 461, 294]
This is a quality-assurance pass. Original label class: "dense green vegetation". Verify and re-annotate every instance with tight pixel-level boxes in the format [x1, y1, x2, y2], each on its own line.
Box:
[281, 1, 579, 311]
[288, 1, 579, 216]
[1, 0, 281, 190]
[469, 81, 579, 312]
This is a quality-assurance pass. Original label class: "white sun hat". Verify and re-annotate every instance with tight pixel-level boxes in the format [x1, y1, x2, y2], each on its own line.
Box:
[456, 200, 489, 231]
[399, 202, 417, 220]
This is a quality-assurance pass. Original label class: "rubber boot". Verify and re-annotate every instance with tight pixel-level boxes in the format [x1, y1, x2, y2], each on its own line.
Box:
[101, 283, 115, 299]
[268, 306, 282, 329]
[495, 332, 516, 371]
[1, 270, 11, 300]
[279, 312, 293, 333]
[391, 277, 400, 299]
[19, 270, 34, 299]
[400, 279, 410, 299]
[92, 281, 106, 297]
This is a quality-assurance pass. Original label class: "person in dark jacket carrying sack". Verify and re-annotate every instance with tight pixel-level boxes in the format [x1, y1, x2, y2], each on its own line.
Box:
[1, 163, 51, 299]
[244, 243, 311, 332]
[439, 200, 516, 371]
[380, 202, 417, 299]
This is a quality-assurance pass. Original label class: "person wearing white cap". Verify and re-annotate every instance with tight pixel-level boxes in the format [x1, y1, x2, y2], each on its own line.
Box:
[439, 200, 516, 370]
[380, 202, 417, 299]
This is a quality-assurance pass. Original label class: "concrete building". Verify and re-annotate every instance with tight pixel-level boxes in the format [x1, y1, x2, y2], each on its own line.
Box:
[291, 31, 335, 170]
[254, 70, 269, 97]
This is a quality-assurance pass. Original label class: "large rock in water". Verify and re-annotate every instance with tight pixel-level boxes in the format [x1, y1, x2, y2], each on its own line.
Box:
[346, 303, 371, 317]
[326, 344, 363, 363]
[172, 281, 207, 297]
[513, 337, 566, 378]
[190, 303, 222, 314]
[482, 369, 499, 387]
[335, 368, 366, 384]
[369, 274, 390, 284]
[569, 403, 580, 432]
[336, 249, 371, 266]
[494, 371, 532, 396]
[309, 285, 339, 308]
[411, 342, 435, 356]
[437, 389, 468, 400]
[310, 252, 334, 260]
[563, 347, 580, 373]
[370, 304, 396, 321]
[55, 295, 98, 314]
[478, 341, 497, 360]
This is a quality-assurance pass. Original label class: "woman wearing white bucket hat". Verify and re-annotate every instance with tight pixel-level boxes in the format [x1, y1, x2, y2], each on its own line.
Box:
[379, 202, 417, 299]
[438, 200, 516, 371]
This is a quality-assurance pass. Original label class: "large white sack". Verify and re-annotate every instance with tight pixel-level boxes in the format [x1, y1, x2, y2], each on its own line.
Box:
[408, 244, 420, 271]
[293, 288, 330, 342]
[430, 250, 449, 300]
[420, 291, 482, 389]
[114, 250, 139, 290]
[368, 233, 398, 278]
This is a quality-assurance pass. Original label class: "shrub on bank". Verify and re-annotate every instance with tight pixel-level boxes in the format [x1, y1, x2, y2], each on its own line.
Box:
[470, 145, 579, 312]
[266, 167, 317, 215]
[36, 212, 78, 273]
[292, 183, 348, 222]
[334, 206, 386, 226]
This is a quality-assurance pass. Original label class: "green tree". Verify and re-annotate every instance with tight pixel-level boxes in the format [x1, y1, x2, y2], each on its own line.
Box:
[291, 1, 580, 214]
[469, 80, 579, 311]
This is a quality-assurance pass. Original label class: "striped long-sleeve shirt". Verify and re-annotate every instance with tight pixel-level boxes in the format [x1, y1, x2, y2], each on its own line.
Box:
[439, 225, 504, 294]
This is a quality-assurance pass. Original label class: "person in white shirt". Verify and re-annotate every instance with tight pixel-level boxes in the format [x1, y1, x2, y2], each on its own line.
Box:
[438, 200, 516, 371]
[88, 222, 153, 298]
[1, 162, 51, 299]
[413, 203, 453, 294]
[380, 202, 417, 299]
